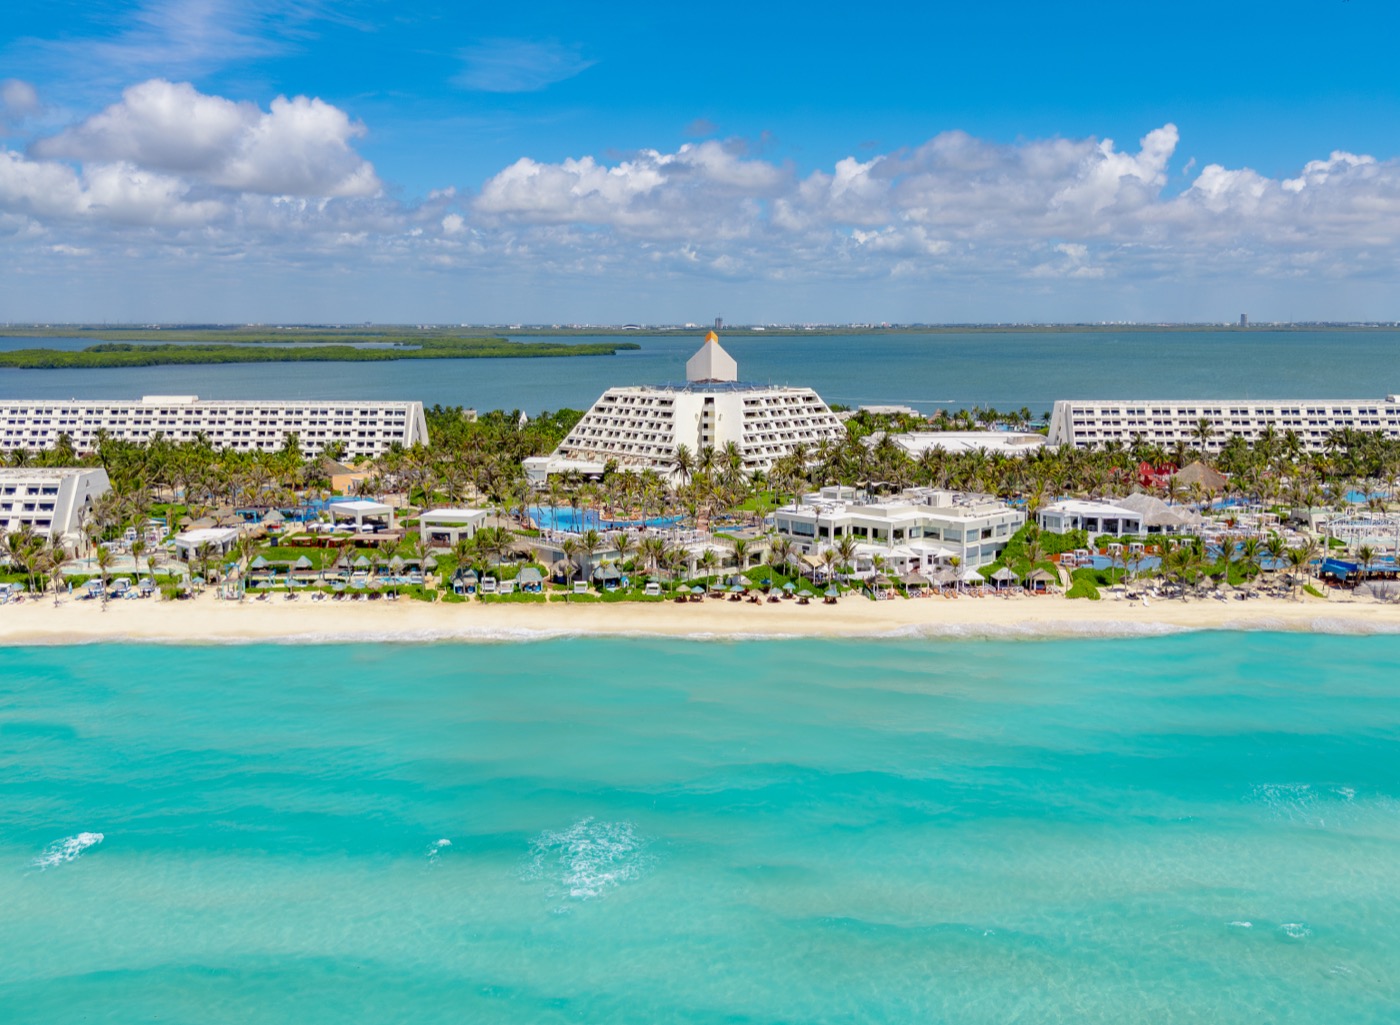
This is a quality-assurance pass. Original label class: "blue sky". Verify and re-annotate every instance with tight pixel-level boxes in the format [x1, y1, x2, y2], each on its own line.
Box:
[2, 0, 1398, 323]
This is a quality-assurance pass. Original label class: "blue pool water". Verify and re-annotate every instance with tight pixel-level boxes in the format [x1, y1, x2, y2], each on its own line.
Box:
[529, 506, 683, 532]
[4, 634, 1400, 1022]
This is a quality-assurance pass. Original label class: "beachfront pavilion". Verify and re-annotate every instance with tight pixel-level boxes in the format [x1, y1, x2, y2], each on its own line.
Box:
[1036, 500, 1143, 539]
[172, 526, 242, 561]
[327, 499, 395, 533]
[773, 486, 1025, 569]
[420, 507, 488, 548]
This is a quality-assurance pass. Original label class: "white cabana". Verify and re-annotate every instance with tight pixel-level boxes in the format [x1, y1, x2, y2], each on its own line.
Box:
[172, 526, 241, 561]
[327, 499, 395, 533]
[420, 507, 488, 547]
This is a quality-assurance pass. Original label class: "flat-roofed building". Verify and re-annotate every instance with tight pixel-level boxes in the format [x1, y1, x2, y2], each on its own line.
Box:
[524, 332, 844, 485]
[0, 467, 110, 544]
[1048, 396, 1400, 452]
[773, 485, 1025, 568]
[420, 507, 488, 548]
[865, 430, 1047, 457]
[1036, 499, 1143, 538]
[0, 396, 428, 459]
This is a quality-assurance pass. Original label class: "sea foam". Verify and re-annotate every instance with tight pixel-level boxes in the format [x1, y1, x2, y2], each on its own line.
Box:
[526, 818, 650, 905]
[32, 831, 104, 869]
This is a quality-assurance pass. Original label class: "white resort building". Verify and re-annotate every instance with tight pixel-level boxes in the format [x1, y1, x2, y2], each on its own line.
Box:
[863, 431, 1047, 457]
[773, 486, 1026, 570]
[0, 467, 111, 544]
[523, 332, 844, 485]
[1048, 396, 1400, 452]
[0, 396, 429, 458]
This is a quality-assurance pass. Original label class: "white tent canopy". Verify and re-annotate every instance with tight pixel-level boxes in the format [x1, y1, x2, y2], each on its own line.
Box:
[327, 499, 395, 532]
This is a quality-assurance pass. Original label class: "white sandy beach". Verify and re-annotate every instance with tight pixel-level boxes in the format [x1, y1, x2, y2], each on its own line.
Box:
[3, 591, 1400, 644]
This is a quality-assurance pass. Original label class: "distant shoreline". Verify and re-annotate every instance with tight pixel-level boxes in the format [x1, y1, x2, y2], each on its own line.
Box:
[3, 323, 1399, 341]
[3, 592, 1399, 645]
[0, 333, 640, 369]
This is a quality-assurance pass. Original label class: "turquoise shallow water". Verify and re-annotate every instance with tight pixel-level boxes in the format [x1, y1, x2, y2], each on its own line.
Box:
[3, 634, 1400, 1023]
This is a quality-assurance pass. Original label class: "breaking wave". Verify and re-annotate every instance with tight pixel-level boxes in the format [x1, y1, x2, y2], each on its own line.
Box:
[32, 831, 104, 869]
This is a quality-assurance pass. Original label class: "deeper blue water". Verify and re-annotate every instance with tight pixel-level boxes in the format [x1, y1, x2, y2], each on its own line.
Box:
[2, 329, 1398, 413]
[3, 634, 1399, 1023]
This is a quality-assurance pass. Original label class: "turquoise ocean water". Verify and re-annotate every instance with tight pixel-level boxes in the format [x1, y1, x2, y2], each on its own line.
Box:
[4, 634, 1400, 1023]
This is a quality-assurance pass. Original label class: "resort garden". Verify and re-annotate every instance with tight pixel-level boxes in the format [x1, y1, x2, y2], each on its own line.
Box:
[3, 404, 1398, 604]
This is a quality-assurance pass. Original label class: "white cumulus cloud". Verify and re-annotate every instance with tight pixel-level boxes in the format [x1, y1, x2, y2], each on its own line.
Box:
[33, 79, 380, 197]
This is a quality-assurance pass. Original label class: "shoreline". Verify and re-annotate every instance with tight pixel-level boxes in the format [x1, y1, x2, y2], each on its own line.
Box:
[4, 592, 1400, 645]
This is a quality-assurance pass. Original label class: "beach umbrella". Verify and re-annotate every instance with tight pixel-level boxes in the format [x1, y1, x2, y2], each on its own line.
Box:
[782, 582, 797, 592]
[353, 555, 371, 569]
[824, 586, 840, 598]
[691, 585, 705, 595]
[798, 589, 814, 598]
[333, 581, 347, 592]
[293, 555, 314, 569]
[389, 555, 405, 570]
[249, 555, 269, 569]
[960, 567, 986, 583]
[730, 584, 745, 593]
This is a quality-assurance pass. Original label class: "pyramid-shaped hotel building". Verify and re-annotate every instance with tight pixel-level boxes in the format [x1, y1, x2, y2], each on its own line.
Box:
[524, 332, 844, 485]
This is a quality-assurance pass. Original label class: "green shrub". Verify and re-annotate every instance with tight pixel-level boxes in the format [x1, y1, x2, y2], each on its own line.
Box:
[1066, 578, 1101, 600]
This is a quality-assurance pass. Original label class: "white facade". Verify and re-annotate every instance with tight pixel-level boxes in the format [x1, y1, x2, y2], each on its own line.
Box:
[526, 334, 844, 484]
[0, 396, 429, 458]
[773, 486, 1026, 568]
[1048, 396, 1400, 452]
[1037, 500, 1143, 537]
[0, 467, 110, 543]
[420, 507, 488, 547]
[172, 526, 241, 561]
[867, 431, 1047, 457]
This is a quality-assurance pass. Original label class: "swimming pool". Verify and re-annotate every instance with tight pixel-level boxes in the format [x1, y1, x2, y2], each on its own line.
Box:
[529, 507, 683, 532]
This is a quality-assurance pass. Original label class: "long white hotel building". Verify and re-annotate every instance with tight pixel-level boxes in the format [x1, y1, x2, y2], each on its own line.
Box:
[524, 332, 844, 484]
[0, 396, 429, 458]
[1048, 396, 1400, 452]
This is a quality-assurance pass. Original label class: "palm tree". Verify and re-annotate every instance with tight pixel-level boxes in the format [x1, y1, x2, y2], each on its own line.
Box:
[670, 444, 694, 489]
[612, 532, 636, 571]
[1284, 546, 1309, 600]
[578, 528, 603, 585]
[730, 537, 749, 574]
[194, 541, 214, 589]
[560, 537, 581, 591]
[1357, 543, 1377, 586]
[699, 547, 719, 590]
[1239, 537, 1263, 585]
[1263, 531, 1289, 591]
[770, 536, 794, 580]
[94, 545, 115, 608]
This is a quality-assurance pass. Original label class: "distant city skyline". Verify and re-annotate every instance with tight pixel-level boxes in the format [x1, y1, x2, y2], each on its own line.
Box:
[3, 1, 1399, 324]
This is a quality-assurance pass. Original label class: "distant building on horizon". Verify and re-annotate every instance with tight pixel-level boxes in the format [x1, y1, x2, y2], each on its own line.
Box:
[1240, 313, 1249, 327]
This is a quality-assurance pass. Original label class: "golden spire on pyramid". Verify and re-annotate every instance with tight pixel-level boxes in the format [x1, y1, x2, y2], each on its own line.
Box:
[704, 330, 719, 343]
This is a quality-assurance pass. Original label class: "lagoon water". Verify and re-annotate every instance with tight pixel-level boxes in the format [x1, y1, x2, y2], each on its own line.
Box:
[2, 328, 1399, 414]
[4, 633, 1400, 1022]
